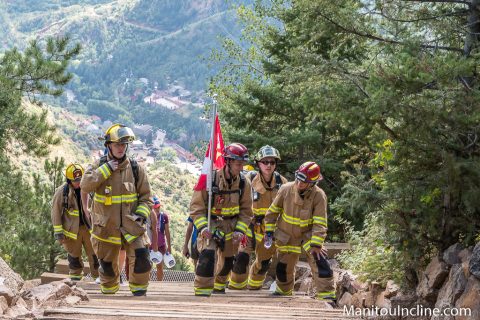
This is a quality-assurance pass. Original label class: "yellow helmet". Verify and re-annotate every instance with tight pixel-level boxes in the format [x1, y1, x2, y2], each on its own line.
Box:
[243, 164, 255, 172]
[104, 124, 135, 144]
[65, 163, 84, 181]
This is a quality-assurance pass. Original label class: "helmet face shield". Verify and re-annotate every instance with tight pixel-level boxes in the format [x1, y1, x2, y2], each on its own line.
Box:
[295, 161, 322, 183]
[255, 145, 281, 161]
[224, 143, 249, 161]
[104, 124, 135, 144]
[66, 164, 84, 181]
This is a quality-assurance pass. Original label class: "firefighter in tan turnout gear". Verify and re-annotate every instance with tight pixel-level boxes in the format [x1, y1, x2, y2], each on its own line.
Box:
[264, 161, 336, 304]
[190, 143, 253, 296]
[51, 164, 99, 281]
[229, 145, 287, 290]
[81, 124, 153, 296]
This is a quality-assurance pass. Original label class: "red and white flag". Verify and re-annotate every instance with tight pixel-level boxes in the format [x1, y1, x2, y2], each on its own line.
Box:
[193, 114, 225, 191]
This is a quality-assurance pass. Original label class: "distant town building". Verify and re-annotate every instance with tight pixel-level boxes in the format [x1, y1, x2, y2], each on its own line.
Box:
[153, 129, 166, 148]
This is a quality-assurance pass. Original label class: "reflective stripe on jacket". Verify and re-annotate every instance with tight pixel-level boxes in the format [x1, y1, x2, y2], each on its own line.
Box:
[80, 156, 152, 244]
[190, 168, 253, 234]
[264, 182, 328, 246]
[51, 183, 82, 240]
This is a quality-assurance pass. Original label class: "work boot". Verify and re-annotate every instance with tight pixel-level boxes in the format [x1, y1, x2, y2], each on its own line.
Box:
[212, 288, 226, 294]
[132, 290, 147, 297]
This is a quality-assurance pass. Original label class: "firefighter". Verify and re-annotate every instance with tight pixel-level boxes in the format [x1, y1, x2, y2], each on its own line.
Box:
[51, 163, 99, 281]
[264, 161, 336, 305]
[190, 143, 253, 296]
[81, 124, 153, 296]
[229, 145, 287, 290]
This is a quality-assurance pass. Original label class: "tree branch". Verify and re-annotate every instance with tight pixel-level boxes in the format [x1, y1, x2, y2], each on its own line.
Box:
[317, 10, 464, 53]
[402, 0, 471, 5]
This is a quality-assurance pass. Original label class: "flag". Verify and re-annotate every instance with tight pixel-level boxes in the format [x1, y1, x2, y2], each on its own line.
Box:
[194, 114, 225, 191]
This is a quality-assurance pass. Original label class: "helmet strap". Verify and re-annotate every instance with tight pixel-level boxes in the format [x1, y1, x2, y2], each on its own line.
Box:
[107, 144, 128, 162]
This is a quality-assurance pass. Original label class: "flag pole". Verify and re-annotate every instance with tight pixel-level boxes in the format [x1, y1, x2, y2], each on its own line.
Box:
[206, 95, 217, 239]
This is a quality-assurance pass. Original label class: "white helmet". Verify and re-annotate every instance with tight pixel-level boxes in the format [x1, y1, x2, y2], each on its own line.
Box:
[163, 252, 176, 268]
[150, 250, 163, 265]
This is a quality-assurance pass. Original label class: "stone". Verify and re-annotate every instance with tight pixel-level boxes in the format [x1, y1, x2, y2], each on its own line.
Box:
[416, 256, 449, 304]
[297, 277, 313, 295]
[336, 270, 361, 299]
[0, 257, 24, 295]
[0, 285, 15, 306]
[432, 264, 467, 319]
[375, 291, 391, 309]
[65, 295, 81, 305]
[365, 281, 383, 307]
[390, 292, 417, 309]
[20, 279, 41, 293]
[384, 280, 399, 298]
[443, 243, 463, 266]
[4, 303, 31, 319]
[351, 291, 367, 308]
[0, 296, 8, 315]
[71, 287, 89, 301]
[455, 275, 480, 320]
[469, 242, 480, 280]
[458, 247, 472, 263]
[338, 292, 353, 307]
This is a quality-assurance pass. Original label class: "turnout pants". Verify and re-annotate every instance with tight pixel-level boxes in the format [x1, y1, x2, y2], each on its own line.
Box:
[92, 234, 151, 295]
[194, 218, 236, 296]
[62, 225, 99, 280]
[274, 236, 335, 300]
[247, 236, 276, 289]
[228, 228, 254, 290]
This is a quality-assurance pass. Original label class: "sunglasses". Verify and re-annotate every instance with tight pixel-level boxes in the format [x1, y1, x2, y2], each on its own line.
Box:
[259, 160, 276, 166]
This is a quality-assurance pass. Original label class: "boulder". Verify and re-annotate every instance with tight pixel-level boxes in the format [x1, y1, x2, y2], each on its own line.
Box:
[65, 295, 82, 305]
[0, 296, 8, 315]
[469, 242, 480, 280]
[20, 279, 41, 293]
[455, 275, 480, 320]
[442, 243, 463, 266]
[0, 284, 15, 307]
[432, 264, 467, 319]
[364, 281, 383, 307]
[0, 258, 23, 295]
[336, 270, 363, 299]
[390, 292, 417, 309]
[384, 280, 399, 298]
[375, 291, 391, 309]
[458, 247, 472, 264]
[295, 261, 311, 280]
[297, 277, 313, 295]
[338, 292, 353, 307]
[416, 256, 449, 304]
[351, 291, 367, 308]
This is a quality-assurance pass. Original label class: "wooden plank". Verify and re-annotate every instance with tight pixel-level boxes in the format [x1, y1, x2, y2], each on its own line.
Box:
[55, 259, 91, 275]
[44, 308, 347, 320]
[41, 272, 69, 284]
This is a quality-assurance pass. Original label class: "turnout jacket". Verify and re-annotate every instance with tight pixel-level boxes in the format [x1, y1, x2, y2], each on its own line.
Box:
[51, 183, 88, 240]
[190, 168, 253, 235]
[264, 182, 328, 249]
[248, 171, 288, 241]
[80, 156, 152, 245]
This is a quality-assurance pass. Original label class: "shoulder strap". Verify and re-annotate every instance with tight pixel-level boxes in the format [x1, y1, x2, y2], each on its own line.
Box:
[99, 155, 108, 166]
[239, 172, 245, 199]
[129, 158, 139, 188]
[62, 184, 69, 211]
[274, 172, 283, 190]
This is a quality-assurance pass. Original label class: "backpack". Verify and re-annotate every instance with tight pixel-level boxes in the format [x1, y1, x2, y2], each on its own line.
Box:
[211, 170, 246, 198]
[249, 171, 283, 201]
[98, 155, 139, 187]
[158, 212, 166, 233]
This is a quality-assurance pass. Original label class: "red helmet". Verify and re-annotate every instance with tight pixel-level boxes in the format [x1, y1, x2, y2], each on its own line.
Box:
[295, 161, 322, 183]
[223, 143, 249, 161]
